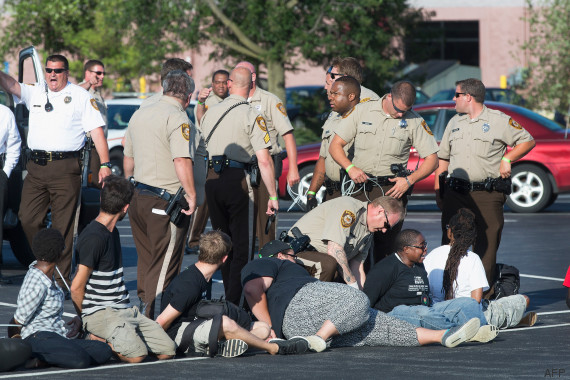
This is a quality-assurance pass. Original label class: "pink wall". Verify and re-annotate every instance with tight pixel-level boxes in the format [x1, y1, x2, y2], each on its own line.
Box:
[418, 5, 529, 87]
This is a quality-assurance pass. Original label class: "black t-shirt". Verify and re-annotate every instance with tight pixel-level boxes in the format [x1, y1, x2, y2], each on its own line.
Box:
[75, 220, 129, 316]
[241, 258, 317, 338]
[160, 265, 208, 339]
[363, 253, 430, 313]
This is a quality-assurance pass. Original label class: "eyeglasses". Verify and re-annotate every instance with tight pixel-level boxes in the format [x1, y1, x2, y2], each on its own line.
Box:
[45, 68, 67, 74]
[391, 93, 409, 114]
[89, 70, 106, 76]
[408, 241, 428, 250]
[454, 92, 467, 98]
[383, 209, 392, 231]
[326, 66, 345, 80]
[260, 251, 298, 260]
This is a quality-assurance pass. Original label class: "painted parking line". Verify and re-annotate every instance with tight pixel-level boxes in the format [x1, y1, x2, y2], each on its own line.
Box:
[499, 322, 570, 333]
[537, 310, 570, 316]
[520, 274, 564, 281]
[0, 356, 209, 379]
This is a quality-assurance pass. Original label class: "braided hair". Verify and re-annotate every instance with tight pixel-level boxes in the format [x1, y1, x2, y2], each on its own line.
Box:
[442, 208, 477, 300]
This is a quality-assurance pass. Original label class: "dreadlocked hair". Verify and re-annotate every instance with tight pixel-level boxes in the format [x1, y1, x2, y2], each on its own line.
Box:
[442, 208, 477, 300]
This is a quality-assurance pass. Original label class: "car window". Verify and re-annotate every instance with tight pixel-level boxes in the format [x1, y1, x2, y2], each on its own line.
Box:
[415, 90, 429, 104]
[417, 109, 445, 141]
[427, 90, 454, 103]
[107, 104, 140, 130]
[512, 106, 565, 132]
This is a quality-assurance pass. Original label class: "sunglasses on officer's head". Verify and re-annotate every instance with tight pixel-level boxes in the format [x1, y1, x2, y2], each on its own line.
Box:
[326, 66, 345, 81]
[45, 68, 67, 74]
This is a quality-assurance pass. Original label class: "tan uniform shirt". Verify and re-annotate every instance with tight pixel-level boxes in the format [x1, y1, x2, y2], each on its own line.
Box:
[320, 112, 346, 181]
[200, 94, 271, 163]
[193, 91, 225, 123]
[123, 95, 193, 194]
[335, 95, 439, 176]
[290, 196, 372, 262]
[248, 87, 293, 155]
[438, 106, 534, 182]
[360, 85, 380, 102]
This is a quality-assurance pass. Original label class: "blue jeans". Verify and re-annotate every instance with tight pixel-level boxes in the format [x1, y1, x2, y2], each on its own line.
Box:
[388, 297, 487, 330]
[25, 331, 112, 369]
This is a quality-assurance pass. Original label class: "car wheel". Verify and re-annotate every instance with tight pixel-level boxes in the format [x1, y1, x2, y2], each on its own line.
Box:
[110, 150, 124, 177]
[5, 222, 34, 266]
[290, 165, 326, 211]
[506, 164, 552, 213]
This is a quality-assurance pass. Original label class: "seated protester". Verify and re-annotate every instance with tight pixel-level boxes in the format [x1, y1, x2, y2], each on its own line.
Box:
[156, 231, 309, 357]
[285, 196, 404, 288]
[71, 176, 176, 363]
[562, 267, 570, 309]
[243, 248, 482, 352]
[8, 229, 112, 369]
[424, 208, 537, 329]
[0, 339, 31, 372]
[363, 229, 497, 343]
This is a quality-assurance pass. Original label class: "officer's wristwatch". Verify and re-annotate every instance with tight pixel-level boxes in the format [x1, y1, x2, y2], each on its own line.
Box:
[100, 162, 112, 169]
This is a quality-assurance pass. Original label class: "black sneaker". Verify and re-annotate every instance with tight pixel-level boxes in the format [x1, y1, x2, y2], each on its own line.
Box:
[271, 337, 310, 355]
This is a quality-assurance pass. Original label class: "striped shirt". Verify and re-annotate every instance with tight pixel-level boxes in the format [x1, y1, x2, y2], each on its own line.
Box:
[14, 261, 67, 339]
[75, 221, 130, 317]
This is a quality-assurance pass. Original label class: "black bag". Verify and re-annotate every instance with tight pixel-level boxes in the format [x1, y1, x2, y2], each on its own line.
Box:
[492, 263, 520, 300]
[195, 298, 252, 329]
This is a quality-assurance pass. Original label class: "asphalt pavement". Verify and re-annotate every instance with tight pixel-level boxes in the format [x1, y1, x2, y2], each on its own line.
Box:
[1, 195, 569, 379]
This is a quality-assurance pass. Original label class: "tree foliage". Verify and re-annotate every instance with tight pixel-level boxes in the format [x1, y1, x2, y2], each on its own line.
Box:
[520, 0, 570, 119]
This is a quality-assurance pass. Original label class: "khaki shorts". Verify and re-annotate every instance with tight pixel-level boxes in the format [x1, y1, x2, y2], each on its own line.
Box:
[174, 320, 212, 354]
[83, 306, 176, 358]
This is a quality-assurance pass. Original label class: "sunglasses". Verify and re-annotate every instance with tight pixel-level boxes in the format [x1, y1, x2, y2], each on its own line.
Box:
[45, 68, 67, 74]
[454, 92, 467, 98]
[408, 241, 428, 250]
[260, 251, 298, 260]
[391, 93, 409, 114]
[89, 70, 106, 76]
[383, 209, 392, 231]
[326, 66, 345, 80]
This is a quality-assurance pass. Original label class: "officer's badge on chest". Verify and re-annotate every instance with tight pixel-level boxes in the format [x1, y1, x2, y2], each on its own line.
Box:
[482, 123, 490, 133]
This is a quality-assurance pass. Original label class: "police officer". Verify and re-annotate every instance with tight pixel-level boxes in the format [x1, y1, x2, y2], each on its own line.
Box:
[329, 80, 439, 265]
[0, 54, 111, 288]
[306, 77, 361, 208]
[234, 61, 299, 249]
[434, 78, 535, 291]
[200, 66, 277, 305]
[123, 70, 200, 319]
[307, 57, 380, 209]
[140, 58, 194, 108]
[289, 196, 404, 288]
[0, 104, 21, 282]
[186, 69, 230, 254]
[79, 59, 108, 188]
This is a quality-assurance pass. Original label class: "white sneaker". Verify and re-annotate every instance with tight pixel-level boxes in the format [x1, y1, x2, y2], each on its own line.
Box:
[303, 335, 327, 353]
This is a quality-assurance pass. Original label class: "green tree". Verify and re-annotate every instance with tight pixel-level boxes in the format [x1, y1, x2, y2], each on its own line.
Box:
[520, 0, 570, 123]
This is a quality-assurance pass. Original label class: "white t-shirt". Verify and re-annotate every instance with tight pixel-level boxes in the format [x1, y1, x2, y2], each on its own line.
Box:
[423, 245, 489, 303]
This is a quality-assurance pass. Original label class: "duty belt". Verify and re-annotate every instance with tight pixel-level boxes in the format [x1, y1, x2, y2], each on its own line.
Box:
[30, 150, 81, 166]
[446, 176, 512, 195]
[135, 182, 173, 201]
[208, 157, 250, 170]
[366, 175, 394, 186]
[324, 178, 341, 194]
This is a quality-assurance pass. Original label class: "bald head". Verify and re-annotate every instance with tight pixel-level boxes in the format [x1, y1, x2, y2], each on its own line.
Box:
[235, 61, 256, 74]
[229, 67, 252, 98]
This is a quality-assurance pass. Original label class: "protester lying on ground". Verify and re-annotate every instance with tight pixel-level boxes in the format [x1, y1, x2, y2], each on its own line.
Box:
[8, 229, 112, 369]
[423, 208, 537, 329]
[71, 175, 176, 363]
[242, 247, 482, 352]
[0, 338, 31, 372]
[564, 265, 570, 309]
[363, 229, 497, 343]
[156, 231, 309, 358]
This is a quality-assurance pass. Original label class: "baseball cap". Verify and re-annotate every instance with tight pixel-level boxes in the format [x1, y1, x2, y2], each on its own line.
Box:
[258, 240, 293, 258]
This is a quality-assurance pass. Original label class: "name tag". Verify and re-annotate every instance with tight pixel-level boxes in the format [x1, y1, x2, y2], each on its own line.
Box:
[361, 121, 372, 125]
[451, 128, 459, 133]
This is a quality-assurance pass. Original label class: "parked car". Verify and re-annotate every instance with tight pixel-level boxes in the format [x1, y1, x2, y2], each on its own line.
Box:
[279, 101, 570, 213]
[106, 98, 197, 176]
[427, 88, 525, 106]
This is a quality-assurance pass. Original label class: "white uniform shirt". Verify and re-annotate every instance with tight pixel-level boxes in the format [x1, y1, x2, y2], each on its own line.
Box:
[0, 104, 21, 177]
[18, 82, 104, 151]
[423, 244, 489, 303]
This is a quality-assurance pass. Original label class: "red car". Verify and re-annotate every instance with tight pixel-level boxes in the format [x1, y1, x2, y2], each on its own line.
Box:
[279, 101, 570, 213]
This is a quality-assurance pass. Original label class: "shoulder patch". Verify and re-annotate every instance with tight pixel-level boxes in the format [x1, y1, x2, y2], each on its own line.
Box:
[181, 123, 190, 141]
[421, 120, 433, 136]
[508, 118, 522, 130]
[342, 106, 355, 119]
[360, 97, 370, 103]
[90, 98, 99, 110]
[341, 210, 356, 228]
[256, 116, 267, 132]
[276, 102, 287, 117]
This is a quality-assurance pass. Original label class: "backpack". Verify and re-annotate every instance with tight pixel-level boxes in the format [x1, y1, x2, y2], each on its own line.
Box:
[492, 263, 520, 300]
